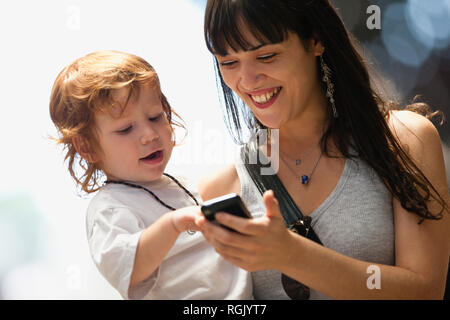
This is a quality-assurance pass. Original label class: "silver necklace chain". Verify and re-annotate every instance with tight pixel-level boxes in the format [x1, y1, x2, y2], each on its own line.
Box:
[280, 142, 320, 165]
[280, 151, 323, 185]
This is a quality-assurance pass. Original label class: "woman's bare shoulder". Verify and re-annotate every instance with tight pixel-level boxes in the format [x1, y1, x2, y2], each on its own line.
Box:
[388, 109, 448, 210]
[197, 164, 241, 201]
[388, 109, 442, 157]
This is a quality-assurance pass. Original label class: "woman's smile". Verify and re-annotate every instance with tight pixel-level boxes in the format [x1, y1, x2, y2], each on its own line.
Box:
[247, 86, 282, 109]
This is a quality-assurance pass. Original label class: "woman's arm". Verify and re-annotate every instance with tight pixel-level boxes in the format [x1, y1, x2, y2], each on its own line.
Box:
[198, 111, 449, 299]
[198, 163, 241, 201]
[129, 206, 202, 289]
[387, 110, 450, 297]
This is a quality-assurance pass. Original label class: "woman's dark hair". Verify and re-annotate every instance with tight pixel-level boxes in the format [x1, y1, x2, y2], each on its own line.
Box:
[204, 0, 447, 222]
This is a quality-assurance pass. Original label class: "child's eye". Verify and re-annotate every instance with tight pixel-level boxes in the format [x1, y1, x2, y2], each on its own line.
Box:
[257, 53, 276, 61]
[149, 113, 163, 122]
[117, 125, 132, 134]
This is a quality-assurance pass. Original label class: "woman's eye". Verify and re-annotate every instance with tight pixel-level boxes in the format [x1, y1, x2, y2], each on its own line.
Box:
[257, 53, 276, 61]
[219, 60, 237, 67]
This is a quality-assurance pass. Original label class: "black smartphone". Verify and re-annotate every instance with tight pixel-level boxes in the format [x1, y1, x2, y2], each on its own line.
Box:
[201, 193, 252, 232]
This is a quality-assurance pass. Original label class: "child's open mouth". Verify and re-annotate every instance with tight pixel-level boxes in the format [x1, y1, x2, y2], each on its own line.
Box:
[140, 150, 163, 164]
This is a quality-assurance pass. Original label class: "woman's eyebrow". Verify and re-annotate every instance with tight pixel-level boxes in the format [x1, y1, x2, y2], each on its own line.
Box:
[216, 43, 269, 57]
[214, 43, 274, 57]
[248, 43, 268, 51]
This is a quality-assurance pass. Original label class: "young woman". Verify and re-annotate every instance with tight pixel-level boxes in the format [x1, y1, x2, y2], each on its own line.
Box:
[197, 0, 449, 299]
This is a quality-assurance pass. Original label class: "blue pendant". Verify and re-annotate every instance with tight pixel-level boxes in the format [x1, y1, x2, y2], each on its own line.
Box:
[301, 175, 309, 184]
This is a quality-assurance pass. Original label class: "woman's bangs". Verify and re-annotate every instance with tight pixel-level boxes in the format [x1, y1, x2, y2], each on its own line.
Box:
[205, 1, 288, 55]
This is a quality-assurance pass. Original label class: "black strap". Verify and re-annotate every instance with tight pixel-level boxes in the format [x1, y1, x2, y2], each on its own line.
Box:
[242, 142, 322, 245]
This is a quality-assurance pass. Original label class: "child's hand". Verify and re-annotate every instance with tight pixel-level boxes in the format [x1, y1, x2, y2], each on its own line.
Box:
[170, 206, 203, 234]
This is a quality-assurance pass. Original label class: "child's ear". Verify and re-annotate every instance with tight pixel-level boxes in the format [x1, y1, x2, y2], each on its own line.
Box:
[72, 135, 98, 163]
[171, 126, 177, 146]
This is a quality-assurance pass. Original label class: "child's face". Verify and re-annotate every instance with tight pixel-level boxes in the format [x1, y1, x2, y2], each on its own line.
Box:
[94, 83, 174, 183]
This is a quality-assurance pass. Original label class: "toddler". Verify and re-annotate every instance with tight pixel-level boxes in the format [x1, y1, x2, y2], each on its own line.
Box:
[49, 50, 252, 299]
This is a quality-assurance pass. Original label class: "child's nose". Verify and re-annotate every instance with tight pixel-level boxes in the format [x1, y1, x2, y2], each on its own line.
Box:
[140, 125, 159, 145]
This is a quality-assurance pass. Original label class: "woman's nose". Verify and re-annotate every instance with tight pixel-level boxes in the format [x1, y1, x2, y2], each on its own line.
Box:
[238, 62, 266, 91]
[140, 124, 159, 145]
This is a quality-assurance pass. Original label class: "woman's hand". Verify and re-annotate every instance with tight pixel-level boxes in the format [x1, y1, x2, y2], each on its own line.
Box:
[196, 190, 295, 271]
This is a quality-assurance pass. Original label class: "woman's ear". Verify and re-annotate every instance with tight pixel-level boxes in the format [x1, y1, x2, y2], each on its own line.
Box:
[72, 135, 98, 163]
[311, 32, 325, 56]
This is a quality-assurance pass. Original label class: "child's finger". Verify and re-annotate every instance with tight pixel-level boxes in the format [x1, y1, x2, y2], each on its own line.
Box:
[195, 215, 206, 228]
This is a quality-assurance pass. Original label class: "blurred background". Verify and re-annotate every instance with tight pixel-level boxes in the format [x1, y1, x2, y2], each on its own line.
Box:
[0, 0, 448, 299]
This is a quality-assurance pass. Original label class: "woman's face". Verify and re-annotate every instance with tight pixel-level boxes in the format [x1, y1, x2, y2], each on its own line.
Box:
[215, 27, 325, 129]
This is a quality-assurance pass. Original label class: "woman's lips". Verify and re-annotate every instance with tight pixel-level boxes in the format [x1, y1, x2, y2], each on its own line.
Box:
[140, 150, 163, 164]
[248, 87, 282, 109]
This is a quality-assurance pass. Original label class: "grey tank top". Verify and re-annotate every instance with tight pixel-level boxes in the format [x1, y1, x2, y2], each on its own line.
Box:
[234, 148, 395, 300]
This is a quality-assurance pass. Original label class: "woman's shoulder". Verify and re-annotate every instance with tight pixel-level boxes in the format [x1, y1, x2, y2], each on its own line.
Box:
[387, 110, 448, 209]
[388, 109, 442, 157]
[389, 109, 438, 132]
[197, 164, 241, 201]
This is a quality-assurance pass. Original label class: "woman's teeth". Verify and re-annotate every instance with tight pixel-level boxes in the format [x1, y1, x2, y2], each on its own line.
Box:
[251, 87, 280, 104]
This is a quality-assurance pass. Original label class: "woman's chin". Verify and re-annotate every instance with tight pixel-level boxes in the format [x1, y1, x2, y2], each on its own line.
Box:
[256, 117, 283, 131]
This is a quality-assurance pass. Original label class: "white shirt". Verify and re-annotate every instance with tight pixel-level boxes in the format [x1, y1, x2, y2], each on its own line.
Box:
[86, 175, 252, 299]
